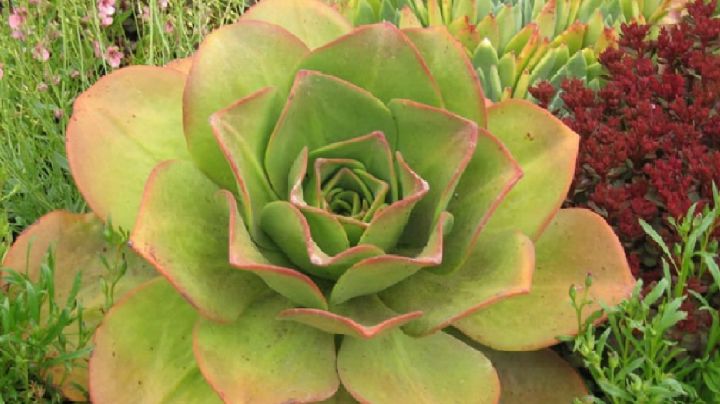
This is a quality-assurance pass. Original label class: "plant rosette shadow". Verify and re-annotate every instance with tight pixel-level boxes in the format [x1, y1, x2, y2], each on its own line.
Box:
[3, 0, 635, 402]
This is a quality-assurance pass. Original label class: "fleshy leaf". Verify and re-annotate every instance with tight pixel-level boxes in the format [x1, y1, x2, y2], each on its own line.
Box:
[261, 201, 384, 280]
[454, 209, 635, 351]
[389, 99, 477, 246]
[279, 295, 422, 339]
[66, 66, 190, 231]
[330, 212, 451, 305]
[241, 0, 352, 49]
[210, 86, 280, 248]
[403, 26, 487, 127]
[89, 278, 221, 403]
[338, 329, 499, 404]
[482, 100, 579, 239]
[299, 23, 443, 108]
[225, 190, 328, 310]
[264, 70, 396, 198]
[358, 153, 428, 251]
[2, 211, 156, 400]
[130, 160, 267, 323]
[193, 295, 339, 403]
[381, 229, 534, 336]
[164, 57, 193, 75]
[184, 20, 309, 189]
[480, 348, 588, 403]
[309, 131, 397, 201]
[431, 127, 522, 275]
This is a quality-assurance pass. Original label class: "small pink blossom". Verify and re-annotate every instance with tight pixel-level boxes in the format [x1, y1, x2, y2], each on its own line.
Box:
[70, 70, 80, 79]
[97, 0, 115, 26]
[53, 108, 64, 119]
[9, 7, 27, 30]
[105, 46, 123, 68]
[164, 20, 174, 34]
[32, 44, 50, 62]
[37, 82, 48, 92]
[0, 64, 4, 81]
[97, 0, 115, 15]
[29, 0, 41, 5]
[160, 0, 169, 9]
[9, 7, 27, 39]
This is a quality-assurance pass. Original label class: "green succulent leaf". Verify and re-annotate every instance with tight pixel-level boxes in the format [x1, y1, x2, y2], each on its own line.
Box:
[241, 0, 353, 49]
[430, 127, 522, 275]
[224, 190, 328, 310]
[357, 152, 428, 251]
[89, 278, 221, 403]
[390, 99, 477, 247]
[381, 229, 534, 336]
[299, 23, 444, 107]
[184, 20, 310, 189]
[264, 70, 396, 198]
[455, 209, 636, 350]
[479, 347, 589, 403]
[209, 86, 281, 249]
[337, 328, 499, 403]
[402, 26, 487, 127]
[260, 201, 384, 279]
[66, 66, 190, 231]
[193, 295, 339, 403]
[278, 295, 422, 338]
[130, 160, 268, 323]
[309, 131, 398, 201]
[330, 211, 451, 304]
[482, 99, 579, 240]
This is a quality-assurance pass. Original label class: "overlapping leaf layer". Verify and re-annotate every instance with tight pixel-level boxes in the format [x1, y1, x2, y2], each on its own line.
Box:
[4, 0, 636, 402]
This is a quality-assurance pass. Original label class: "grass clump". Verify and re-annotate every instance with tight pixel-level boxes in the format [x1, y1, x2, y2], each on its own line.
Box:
[0, 252, 91, 403]
[0, 0, 249, 251]
[569, 186, 720, 403]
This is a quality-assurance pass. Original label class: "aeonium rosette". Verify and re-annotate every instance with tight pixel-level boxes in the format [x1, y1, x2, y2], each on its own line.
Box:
[2, 0, 636, 402]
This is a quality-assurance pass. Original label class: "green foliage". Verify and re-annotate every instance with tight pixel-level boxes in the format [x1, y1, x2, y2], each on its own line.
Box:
[0, 2, 250, 399]
[0, 0, 249, 241]
[99, 219, 130, 311]
[568, 186, 720, 403]
[0, 252, 91, 403]
[326, 0, 676, 101]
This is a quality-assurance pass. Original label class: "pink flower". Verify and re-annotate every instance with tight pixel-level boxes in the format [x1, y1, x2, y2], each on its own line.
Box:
[164, 20, 174, 34]
[104, 46, 123, 68]
[32, 44, 50, 62]
[36, 82, 48, 92]
[97, 0, 115, 15]
[9, 7, 27, 39]
[53, 108, 64, 119]
[97, 0, 115, 26]
[0, 64, 4, 81]
[160, 0, 169, 9]
[9, 7, 27, 30]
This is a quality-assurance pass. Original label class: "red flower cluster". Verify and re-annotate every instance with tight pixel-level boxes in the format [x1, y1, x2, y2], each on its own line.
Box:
[531, 0, 720, 350]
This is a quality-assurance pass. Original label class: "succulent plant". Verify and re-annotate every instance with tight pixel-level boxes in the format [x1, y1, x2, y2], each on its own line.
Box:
[326, 0, 676, 102]
[3, 0, 636, 402]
